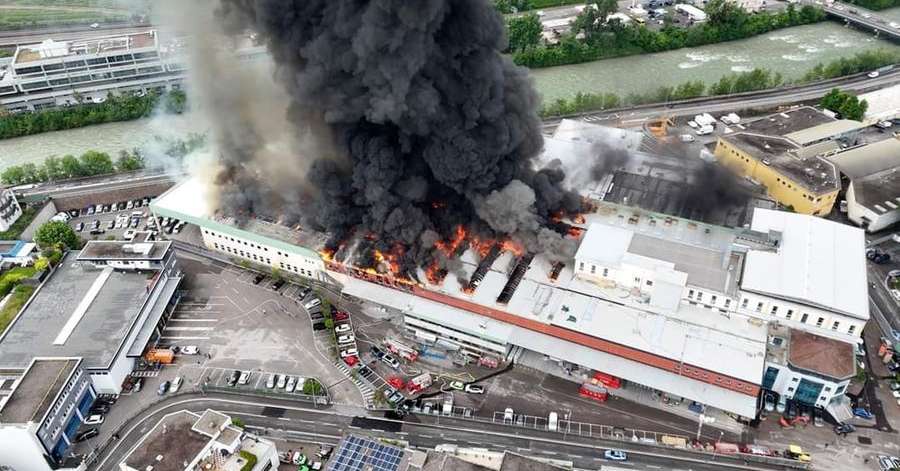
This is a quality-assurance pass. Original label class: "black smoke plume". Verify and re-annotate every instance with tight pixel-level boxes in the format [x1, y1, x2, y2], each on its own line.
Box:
[213, 0, 583, 277]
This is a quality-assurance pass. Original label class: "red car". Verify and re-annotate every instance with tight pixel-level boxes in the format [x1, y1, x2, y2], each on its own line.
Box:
[334, 311, 349, 321]
[343, 355, 358, 366]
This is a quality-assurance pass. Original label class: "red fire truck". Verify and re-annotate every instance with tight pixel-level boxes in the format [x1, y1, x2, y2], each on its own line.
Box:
[407, 372, 432, 394]
[592, 371, 621, 389]
[579, 381, 609, 402]
[384, 338, 419, 362]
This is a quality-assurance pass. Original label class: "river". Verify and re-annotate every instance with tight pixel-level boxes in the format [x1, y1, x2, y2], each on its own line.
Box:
[1, 21, 899, 170]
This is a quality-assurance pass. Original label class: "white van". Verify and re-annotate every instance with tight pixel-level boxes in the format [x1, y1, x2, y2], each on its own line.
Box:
[548, 412, 559, 432]
[695, 125, 714, 136]
[503, 407, 514, 422]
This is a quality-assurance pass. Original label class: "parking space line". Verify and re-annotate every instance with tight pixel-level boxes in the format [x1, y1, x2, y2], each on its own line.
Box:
[166, 319, 218, 322]
[160, 336, 210, 340]
[163, 327, 214, 331]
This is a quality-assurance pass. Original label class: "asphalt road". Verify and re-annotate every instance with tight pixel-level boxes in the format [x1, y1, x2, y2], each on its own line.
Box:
[0, 23, 152, 47]
[15, 169, 180, 202]
[542, 68, 900, 132]
[92, 393, 806, 471]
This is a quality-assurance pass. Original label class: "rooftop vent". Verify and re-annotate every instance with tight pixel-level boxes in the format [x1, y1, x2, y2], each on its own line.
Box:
[123, 243, 153, 255]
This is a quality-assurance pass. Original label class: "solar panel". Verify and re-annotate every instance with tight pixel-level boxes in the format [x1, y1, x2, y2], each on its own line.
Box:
[330, 435, 406, 471]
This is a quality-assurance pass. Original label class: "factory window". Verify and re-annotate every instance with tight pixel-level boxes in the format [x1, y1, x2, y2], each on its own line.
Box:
[800, 313, 809, 323]
[710, 295, 716, 304]
[266, 259, 271, 264]
[848, 325, 856, 335]
[579, 262, 584, 271]
[770, 306, 778, 315]
[785, 310, 793, 320]
[688, 289, 694, 299]
[634, 277, 641, 284]
[824, 386, 831, 392]
[755, 302, 763, 312]
[791, 377, 798, 382]
[724, 299, 731, 308]
[832, 321, 840, 330]
[602, 268, 608, 277]
[816, 317, 824, 327]
[590, 265, 596, 274]
[741, 298, 748, 308]
[264, 248, 268, 252]
[646, 280, 653, 287]
[697, 292, 703, 301]
[835, 385, 845, 394]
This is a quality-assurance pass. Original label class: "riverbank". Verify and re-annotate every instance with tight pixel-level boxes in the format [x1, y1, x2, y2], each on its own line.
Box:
[530, 22, 900, 103]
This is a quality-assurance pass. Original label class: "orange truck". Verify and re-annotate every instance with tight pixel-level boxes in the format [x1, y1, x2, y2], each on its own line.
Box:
[145, 348, 175, 364]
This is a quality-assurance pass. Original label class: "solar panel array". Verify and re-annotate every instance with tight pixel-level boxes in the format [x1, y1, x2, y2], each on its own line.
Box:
[329, 435, 405, 471]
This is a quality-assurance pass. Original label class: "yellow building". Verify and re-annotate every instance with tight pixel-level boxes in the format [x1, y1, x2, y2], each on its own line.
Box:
[714, 133, 840, 216]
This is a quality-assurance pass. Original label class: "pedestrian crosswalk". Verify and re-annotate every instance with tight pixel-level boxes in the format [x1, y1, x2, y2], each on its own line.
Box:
[131, 370, 160, 378]
[334, 360, 375, 409]
[159, 300, 225, 342]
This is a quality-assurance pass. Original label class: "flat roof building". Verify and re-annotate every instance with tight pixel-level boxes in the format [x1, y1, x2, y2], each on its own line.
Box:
[826, 136, 900, 232]
[0, 188, 22, 232]
[0, 242, 182, 394]
[119, 409, 279, 471]
[714, 107, 845, 215]
[0, 358, 95, 471]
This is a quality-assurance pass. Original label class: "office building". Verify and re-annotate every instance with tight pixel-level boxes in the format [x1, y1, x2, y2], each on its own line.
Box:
[0, 189, 22, 232]
[713, 107, 866, 216]
[0, 241, 182, 394]
[119, 409, 278, 471]
[0, 358, 95, 471]
[0, 240, 36, 269]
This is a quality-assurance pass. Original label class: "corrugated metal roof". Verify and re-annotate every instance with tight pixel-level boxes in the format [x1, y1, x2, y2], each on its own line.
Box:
[784, 119, 866, 146]
[826, 137, 900, 179]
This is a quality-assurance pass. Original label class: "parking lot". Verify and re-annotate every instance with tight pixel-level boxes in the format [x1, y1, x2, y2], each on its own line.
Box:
[63, 197, 162, 242]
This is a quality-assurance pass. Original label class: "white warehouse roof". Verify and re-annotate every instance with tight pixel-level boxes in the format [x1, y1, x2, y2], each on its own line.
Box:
[742, 208, 868, 319]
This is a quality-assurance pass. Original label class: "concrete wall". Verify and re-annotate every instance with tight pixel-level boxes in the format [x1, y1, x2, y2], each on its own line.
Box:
[0, 426, 55, 471]
[19, 200, 57, 242]
[764, 362, 849, 408]
[736, 291, 865, 342]
[847, 182, 900, 233]
[714, 139, 838, 216]
[198, 226, 323, 281]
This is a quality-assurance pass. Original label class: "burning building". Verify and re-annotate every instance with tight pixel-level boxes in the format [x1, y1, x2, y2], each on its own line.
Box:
[152, 177, 867, 421]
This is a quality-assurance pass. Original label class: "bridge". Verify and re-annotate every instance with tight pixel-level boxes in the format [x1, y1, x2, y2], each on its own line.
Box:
[812, 1, 900, 41]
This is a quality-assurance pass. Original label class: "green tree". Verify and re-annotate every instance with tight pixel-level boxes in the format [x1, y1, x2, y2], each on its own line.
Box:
[34, 221, 80, 250]
[115, 150, 145, 172]
[43, 156, 66, 181]
[78, 151, 115, 176]
[507, 13, 542, 51]
[60, 154, 83, 178]
[572, 0, 618, 40]
[820, 88, 868, 121]
[1, 166, 26, 185]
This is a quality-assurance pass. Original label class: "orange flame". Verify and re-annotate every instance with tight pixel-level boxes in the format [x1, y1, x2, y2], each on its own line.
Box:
[435, 225, 467, 258]
[500, 239, 524, 257]
[568, 226, 585, 238]
[320, 248, 336, 262]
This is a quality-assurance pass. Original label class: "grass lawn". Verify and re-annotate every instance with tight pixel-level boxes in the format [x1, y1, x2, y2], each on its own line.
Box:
[0, 9, 127, 29]
[0, 285, 34, 335]
[0, 205, 38, 240]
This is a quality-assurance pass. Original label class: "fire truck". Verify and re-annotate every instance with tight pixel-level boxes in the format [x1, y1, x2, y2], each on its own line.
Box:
[592, 371, 621, 389]
[579, 381, 609, 402]
[407, 372, 432, 394]
[384, 337, 419, 362]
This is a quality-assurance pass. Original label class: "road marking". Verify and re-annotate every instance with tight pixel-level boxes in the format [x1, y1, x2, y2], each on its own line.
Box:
[160, 336, 210, 340]
[166, 319, 218, 322]
[163, 327, 214, 331]
[279, 417, 291, 421]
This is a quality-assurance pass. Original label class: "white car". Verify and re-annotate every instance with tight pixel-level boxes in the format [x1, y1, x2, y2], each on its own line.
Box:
[687, 120, 698, 128]
[335, 323, 351, 333]
[304, 298, 322, 310]
[337, 334, 355, 345]
[84, 414, 104, 425]
[340, 348, 358, 358]
[464, 384, 485, 394]
[238, 371, 251, 385]
[180, 345, 199, 355]
[449, 381, 464, 390]
[266, 374, 276, 388]
[286, 376, 296, 393]
[604, 450, 628, 461]
[680, 134, 695, 143]
[868, 71, 880, 78]
[170, 376, 182, 393]
[276, 374, 286, 389]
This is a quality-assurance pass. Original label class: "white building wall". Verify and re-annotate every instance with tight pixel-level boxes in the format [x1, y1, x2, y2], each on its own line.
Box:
[199, 227, 324, 281]
[403, 314, 508, 356]
[764, 362, 849, 408]
[847, 182, 900, 233]
[0, 426, 55, 471]
[737, 291, 865, 342]
[0, 189, 22, 232]
[89, 355, 134, 395]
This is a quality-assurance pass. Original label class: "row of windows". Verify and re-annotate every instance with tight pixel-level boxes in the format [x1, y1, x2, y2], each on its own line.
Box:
[204, 229, 315, 264]
[405, 312, 507, 350]
[677, 364, 755, 393]
[743, 297, 858, 335]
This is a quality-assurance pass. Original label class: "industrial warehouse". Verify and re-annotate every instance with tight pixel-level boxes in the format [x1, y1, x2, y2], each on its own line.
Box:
[151, 175, 867, 422]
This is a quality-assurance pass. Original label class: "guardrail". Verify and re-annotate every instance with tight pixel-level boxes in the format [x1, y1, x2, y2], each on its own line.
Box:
[199, 384, 330, 406]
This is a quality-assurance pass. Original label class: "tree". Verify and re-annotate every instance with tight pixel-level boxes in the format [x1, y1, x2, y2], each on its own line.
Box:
[34, 221, 80, 250]
[78, 151, 115, 176]
[115, 150, 145, 172]
[705, 0, 748, 28]
[820, 88, 868, 121]
[60, 154, 83, 178]
[507, 13, 542, 51]
[43, 156, 66, 181]
[1, 166, 26, 185]
[34, 257, 50, 271]
[573, 0, 618, 40]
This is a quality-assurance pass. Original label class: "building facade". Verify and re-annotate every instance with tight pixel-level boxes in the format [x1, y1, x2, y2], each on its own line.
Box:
[0, 358, 95, 471]
[0, 189, 22, 232]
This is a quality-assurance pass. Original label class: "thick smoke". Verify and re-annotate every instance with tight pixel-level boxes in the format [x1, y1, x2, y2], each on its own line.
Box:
[208, 0, 583, 274]
[590, 142, 631, 180]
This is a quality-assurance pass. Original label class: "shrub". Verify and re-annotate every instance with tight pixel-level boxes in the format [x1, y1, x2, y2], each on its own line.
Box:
[238, 450, 257, 471]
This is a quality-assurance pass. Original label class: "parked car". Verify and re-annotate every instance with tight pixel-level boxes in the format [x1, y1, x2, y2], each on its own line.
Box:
[764, 394, 775, 412]
[312, 322, 327, 331]
[335, 324, 351, 333]
[464, 384, 485, 394]
[277, 375, 287, 389]
[853, 408, 874, 420]
[75, 222, 84, 232]
[337, 334, 355, 345]
[834, 423, 856, 436]
[448, 381, 464, 391]
[253, 274, 265, 284]
[158, 381, 170, 395]
[304, 298, 322, 310]
[133, 378, 143, 393]
[381, 354, 400, 369]
[370, 346, 385, 359]
[286, 376, 297, 393]
[266, 374, 276, 388]
[503, 407, 514, 422]
[334, 310, 349, 321]
[106, 220, 115, 230]
[868, 71, 880, 78]
[170, 376, 183, 393]
[604, 450, 628, 461]
[91, 404, 110, 414]
[340, 348, 358, 358]
[75, 428, 99, 442]
[180, 345, 199, 355]
[238, 371, 251, 385]
[226, 370, 240, 387]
